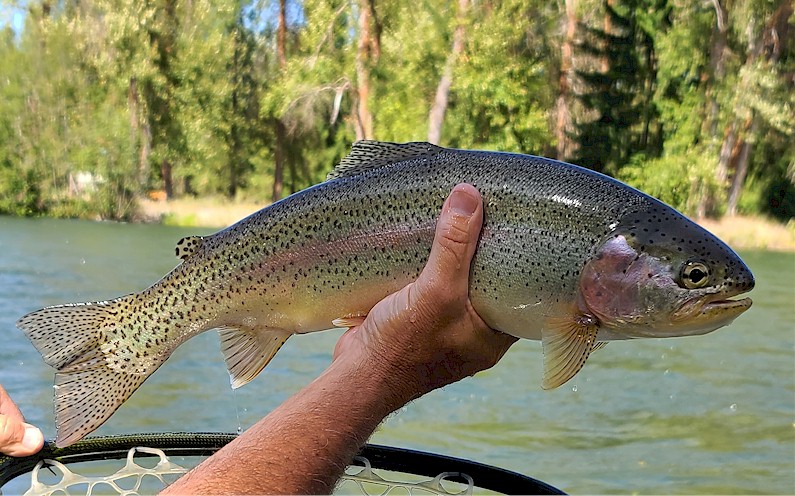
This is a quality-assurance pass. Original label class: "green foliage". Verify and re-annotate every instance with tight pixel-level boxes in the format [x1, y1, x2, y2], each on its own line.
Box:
[0, 0, 791, 223]
[375, 2, 448, 142]
[741, 133, 795, 221]
[444, 0, 554, 153]
[618, 151, 724, 216]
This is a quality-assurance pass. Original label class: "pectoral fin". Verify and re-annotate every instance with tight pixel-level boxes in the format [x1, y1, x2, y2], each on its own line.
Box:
[332, 315, 367, 329]
[218, 327, 291, 389]
[541, 314, 600, 389]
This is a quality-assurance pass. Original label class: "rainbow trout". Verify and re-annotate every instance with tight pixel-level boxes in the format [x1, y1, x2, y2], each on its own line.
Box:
[18, 141, 754, 447]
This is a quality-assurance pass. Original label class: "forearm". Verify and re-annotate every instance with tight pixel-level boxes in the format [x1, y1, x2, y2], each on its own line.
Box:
[161, 358, 408, 495]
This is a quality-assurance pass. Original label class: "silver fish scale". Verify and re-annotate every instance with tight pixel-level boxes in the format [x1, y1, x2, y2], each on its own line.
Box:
[173, 149, 653, 335]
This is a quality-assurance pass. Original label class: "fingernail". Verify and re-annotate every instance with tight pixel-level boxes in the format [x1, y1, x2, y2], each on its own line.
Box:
[22, 425, 43, 450]
[449, 188, 478, 216]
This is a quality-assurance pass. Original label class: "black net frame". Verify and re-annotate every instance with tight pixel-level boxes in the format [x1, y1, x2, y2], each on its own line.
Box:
[0, 432, 565, 495]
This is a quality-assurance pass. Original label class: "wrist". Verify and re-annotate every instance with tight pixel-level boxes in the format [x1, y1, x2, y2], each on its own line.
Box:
[329, 349, 420, 415]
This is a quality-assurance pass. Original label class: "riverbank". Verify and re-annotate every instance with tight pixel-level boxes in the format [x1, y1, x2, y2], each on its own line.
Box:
[697, 215, 795, 252]
[137, 197, 264, 228]
[137, 197, 795, 252]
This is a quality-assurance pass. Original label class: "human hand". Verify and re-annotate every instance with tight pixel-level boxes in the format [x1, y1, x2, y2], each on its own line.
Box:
[0, 384, 44, 457]
[333, 183, 518, 405]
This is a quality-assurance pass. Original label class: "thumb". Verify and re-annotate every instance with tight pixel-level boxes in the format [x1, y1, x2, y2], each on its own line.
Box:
[417, 184, 483, 297]
[0, 416, 44, 457]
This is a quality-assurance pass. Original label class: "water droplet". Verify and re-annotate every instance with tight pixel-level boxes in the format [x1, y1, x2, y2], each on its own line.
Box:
[237, 425, 242, 434]
[664, 369, 670, 375]
[17, 361, 24, 366]
[81, 258, 86, 264]
[571, 385, 578, 392]
[729, 403, 737, 412]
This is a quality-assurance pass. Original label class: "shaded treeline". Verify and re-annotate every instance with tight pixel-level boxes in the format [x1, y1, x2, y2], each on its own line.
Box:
[0, 0, 792, 221]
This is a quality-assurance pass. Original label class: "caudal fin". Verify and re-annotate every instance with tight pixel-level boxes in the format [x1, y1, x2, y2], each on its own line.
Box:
[17, 297, 162, 447]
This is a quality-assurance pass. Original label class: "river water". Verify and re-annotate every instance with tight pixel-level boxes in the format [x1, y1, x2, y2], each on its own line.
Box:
[0, 215, 792, 494]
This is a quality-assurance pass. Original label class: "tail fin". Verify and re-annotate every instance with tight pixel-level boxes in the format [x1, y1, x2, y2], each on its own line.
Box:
[17, 297, 162, 447]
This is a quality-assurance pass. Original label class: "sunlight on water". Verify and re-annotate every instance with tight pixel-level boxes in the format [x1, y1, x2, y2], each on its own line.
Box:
[1, 216, 793, 494]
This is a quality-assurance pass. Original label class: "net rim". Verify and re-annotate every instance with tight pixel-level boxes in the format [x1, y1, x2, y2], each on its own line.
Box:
[0, 432, 565, 495]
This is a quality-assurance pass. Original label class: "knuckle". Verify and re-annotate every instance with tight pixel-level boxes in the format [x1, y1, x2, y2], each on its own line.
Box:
[439, 216, 471, 248]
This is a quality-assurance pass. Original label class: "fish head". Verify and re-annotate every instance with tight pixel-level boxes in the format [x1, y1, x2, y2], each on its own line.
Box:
[579, 209, 754, 339]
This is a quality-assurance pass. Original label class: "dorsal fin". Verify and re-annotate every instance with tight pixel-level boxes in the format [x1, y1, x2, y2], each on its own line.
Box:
[326, 141, 445, 180]
[175, 235, 204, 261]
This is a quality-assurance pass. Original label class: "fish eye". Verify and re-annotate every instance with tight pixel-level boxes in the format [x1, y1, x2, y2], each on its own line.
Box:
[680, 260, 711, 289]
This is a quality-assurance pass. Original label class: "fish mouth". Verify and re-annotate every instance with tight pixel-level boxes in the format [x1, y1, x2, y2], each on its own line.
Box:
[702, 296, 753, 313]
[673, 291, 753, 331]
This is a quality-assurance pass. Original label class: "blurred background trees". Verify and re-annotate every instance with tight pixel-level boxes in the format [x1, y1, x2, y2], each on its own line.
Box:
[0, 0, 792, 221]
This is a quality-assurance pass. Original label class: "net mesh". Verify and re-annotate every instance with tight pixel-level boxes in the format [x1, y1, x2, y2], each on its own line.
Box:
[21, 448, 475, 496]
[24, 447, 187, 496]
[339, 456, 474, 495]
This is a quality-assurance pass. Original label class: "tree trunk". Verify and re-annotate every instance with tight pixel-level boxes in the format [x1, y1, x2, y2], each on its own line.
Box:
[706, 0, 729, 139]
[717, 121, 736, 185]
[726, 120, 758, 216]
[272, 0, 288, 202]
[639, 33, 656, 151]
[354, 0, 375, 140]
[128, 77, 151, 192]
[277, 0, 287, 68]
[697, 0, 730, 217]
[427, 0, 468, 145]
[161, 159, 173, 199]
[554, 0, 577, 160]
[228, 24, 241, 199]
[601, 0, 613, 73]
[273, 121, 286, 202]
[366, 0, 382, 61]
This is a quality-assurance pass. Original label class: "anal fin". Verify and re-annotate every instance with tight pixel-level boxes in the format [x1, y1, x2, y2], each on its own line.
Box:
[541, 313, 600, 390]
[218, 327, 291, 389]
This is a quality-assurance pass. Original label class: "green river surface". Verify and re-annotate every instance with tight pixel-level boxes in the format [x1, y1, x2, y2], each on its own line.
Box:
[0, 215, 793, 494]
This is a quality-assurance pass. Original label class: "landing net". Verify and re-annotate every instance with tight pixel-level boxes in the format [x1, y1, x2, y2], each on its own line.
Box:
[0, 433, 565, 496]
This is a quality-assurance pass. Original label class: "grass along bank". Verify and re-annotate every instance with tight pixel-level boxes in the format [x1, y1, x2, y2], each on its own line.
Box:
[137, 197, 264, 228]
[697, 215, 795, 252]
[138, 197, 795, 252]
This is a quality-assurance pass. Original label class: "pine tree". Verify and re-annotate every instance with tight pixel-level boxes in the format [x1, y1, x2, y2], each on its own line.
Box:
[572, 0, 665, 172]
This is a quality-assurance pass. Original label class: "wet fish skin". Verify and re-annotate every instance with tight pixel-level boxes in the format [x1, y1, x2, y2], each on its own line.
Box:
[17, 141, 754, 447]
